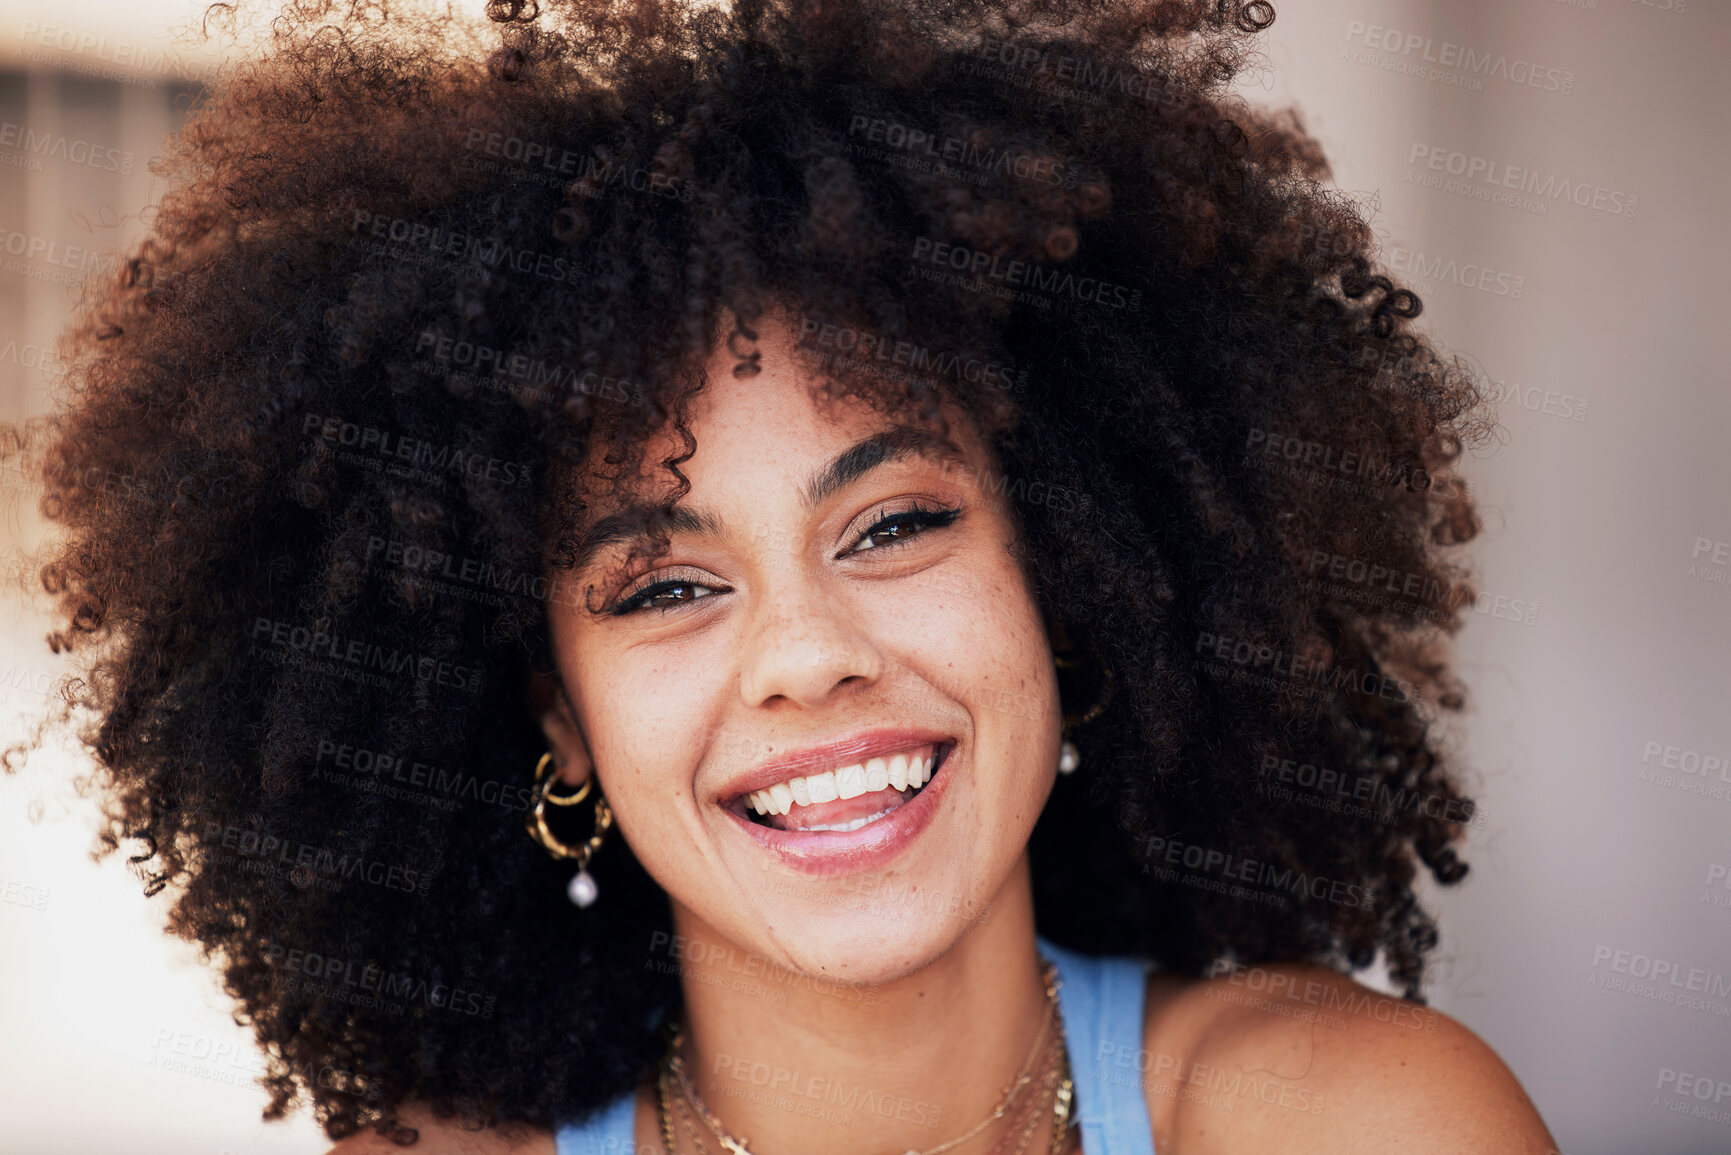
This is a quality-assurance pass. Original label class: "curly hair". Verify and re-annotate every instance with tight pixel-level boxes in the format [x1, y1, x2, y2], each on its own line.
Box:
[9, 0, 1493, 1140]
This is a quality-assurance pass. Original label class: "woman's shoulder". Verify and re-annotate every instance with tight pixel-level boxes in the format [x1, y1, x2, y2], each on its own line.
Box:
[1137, 962, 1556, 1154]
[322, 1104, 557, 1155]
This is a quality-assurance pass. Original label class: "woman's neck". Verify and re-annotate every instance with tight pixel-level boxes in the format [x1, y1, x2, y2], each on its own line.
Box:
[664, 854, 1050, 1155]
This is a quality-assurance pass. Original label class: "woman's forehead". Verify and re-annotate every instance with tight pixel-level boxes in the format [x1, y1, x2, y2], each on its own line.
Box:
[576, 346, 985, 501]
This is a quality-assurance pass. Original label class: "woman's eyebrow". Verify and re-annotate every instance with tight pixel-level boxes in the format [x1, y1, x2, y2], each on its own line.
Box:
[573, 426, 967, 571]
[801, 426, 966, 509]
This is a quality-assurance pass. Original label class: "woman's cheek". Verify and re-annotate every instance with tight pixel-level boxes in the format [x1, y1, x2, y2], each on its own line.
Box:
[584, 647, 713, 809]
[900, 561, 1058, 748]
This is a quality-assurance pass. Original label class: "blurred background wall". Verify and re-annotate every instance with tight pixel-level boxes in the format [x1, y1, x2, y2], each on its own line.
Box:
[0, 1, 1724, 1152]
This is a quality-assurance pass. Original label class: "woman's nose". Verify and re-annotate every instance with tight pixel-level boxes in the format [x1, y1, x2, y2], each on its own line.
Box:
[735, 563, 885, 710]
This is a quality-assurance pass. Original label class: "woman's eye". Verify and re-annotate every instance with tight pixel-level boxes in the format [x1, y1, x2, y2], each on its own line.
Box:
[610, 506, 960, 611]
[612, 579, 723, 615]
[845, 505, 961, 555]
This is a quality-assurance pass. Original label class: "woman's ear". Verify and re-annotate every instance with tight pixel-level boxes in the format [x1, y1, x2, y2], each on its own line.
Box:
[525, 667, 594, 788]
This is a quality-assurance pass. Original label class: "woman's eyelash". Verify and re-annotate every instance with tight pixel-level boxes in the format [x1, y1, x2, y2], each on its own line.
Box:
[843, 502, 962, 555]
[609, 572, 723, 616]
[609, 574, 723, 619]
[608, 502, 962, 615]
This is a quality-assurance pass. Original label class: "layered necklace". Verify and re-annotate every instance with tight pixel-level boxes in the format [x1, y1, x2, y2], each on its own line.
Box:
[655, 960, 1075, 1155]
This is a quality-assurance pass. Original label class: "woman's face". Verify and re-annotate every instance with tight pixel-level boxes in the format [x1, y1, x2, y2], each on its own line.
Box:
[542, 314, 1062, 982]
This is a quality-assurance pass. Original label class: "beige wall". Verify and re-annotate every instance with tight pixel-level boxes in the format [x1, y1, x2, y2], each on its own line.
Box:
[1243, 3, 1730, 1151]
[0, 1, 1725, 1152]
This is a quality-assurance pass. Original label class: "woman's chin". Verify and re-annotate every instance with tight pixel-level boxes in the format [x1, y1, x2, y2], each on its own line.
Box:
[678, 862, 995, 989]
[751, 912, 981, 990]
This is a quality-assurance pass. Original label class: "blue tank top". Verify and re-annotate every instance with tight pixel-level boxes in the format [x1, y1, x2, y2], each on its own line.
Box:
[553, 936, 1157, 1155]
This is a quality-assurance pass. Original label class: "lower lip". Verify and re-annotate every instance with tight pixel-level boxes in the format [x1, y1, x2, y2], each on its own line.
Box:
[723, 745, 956, 877]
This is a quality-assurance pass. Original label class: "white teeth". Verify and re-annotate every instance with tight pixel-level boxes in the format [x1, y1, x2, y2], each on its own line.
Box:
[744, 746, 941, 819]
[799, 806, 896, 833]
[864, 757, 889, 792]
[806, 771, 839, 803]
[835, 763, 867, 800]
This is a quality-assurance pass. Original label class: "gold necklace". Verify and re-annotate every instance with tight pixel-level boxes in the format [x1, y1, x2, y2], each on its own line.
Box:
[982, 1010, 1073, 1155]
[655, 961, 1075, 1155]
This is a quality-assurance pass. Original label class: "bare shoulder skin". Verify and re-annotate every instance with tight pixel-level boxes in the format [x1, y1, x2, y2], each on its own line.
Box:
[1139, 966, 1557, 1155]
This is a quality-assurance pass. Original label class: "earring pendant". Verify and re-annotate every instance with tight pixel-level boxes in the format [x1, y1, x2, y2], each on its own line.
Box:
[1058, 740, 1080, 774]
[527, 751, 613, 906]
[567, 868, 599, 907]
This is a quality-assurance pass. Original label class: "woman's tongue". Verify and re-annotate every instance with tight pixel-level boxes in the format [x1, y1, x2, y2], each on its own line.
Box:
[768, 785, 915, 833]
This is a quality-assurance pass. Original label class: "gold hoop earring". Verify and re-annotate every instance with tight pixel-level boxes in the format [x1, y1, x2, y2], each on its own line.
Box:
[526, 751, 614, 907]
[1054, 651, 1114, 775]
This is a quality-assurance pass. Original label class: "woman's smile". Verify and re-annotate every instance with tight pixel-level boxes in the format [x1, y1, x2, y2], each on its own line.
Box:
[718, 730, 959, 875]
[730, 733, 942, 827]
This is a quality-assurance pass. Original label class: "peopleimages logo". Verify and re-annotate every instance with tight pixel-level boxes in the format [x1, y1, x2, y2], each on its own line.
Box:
[0, 225, 117, 274]
[1141, 834, 1377, 911]
[1687, 536, 1730, 591]
[0, 121, 134, 173]
[1478, 376, 1590, 423]
[1244, 428, 1439, 492]
[201, 821, 432, 897]
[15, 20, 223, 85]
[1641, 740, 1730, 782]
[1654, 1067, 1731, 1126]
[460, 128, 692, 201]
[348, 210, 578, 285]
[846, 115, 1076, 187]
[1257, 754, 1482, 827]
[263, 942, 495, 1018]
[414, 330, 643, 406]
[908, 238, 1142, 311]
[303, 413, 532, 488]
[1638, 738, 1731, 805]
[1384, 245, 1525, 300]
[710, 1052, 943, 1128]
[364, 536, 583, 609]
[0, 878, 49, 911]
[250, 616, 484, 695]
[1195, 631, 1418, 705]
[1343, 21, 1576, 95]
[0, 340, 62, 375]
[1589, 945, 1731, 1001]
[1407, 143, 1638, 219]
[957, 36, 1190, 110]
[314, 739, 534, 813]
[799, 319, 1028, 393]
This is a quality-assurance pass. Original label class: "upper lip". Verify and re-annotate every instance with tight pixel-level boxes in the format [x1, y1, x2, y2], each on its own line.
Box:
[715, 727, 953, 804]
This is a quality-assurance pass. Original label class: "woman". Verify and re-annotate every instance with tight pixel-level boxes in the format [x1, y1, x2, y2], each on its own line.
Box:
[15, 0, 1554, 1150]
